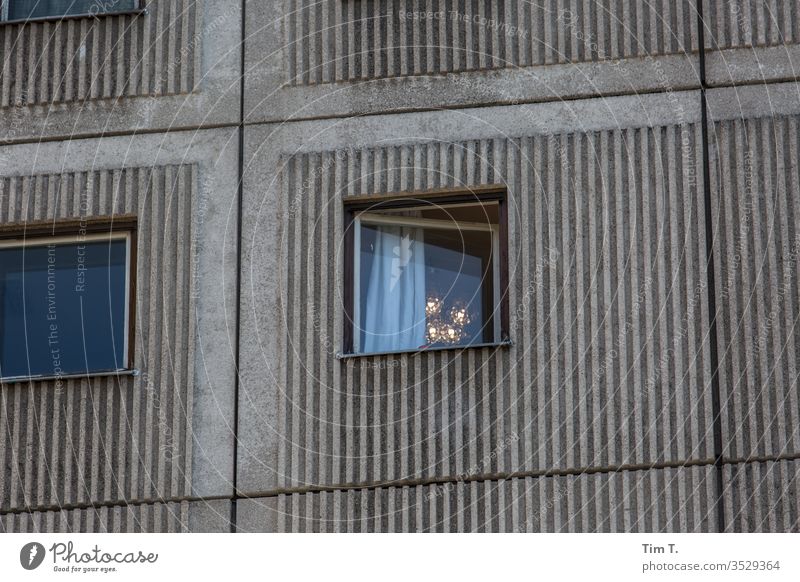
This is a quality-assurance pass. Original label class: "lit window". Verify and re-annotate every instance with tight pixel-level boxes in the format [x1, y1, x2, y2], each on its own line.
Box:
[344, 193, 508, 355]
[1, 0, 140, 22]
[0, 229, 134, 381]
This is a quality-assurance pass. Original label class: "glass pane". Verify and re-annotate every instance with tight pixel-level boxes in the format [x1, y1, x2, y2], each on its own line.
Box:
[8, 0, 137, 20]
[422, 227, 494, 348]
[0, 238, 128, 378]
[357, 204, 497, 353]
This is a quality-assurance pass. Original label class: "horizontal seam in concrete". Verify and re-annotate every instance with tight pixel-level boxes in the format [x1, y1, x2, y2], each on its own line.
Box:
[5, 74, 800, 147]
[706, 44, 800, 53]
[3, 453, 798, 517]
[0, 85, 707, 147]
[279, 51, 703, 87]
[0, 494, 233, 518]
[245, 85, 703, 123]
[721, 452, 800, 467]
[236, 458, 722, 500]
[706, 75, 800, 89]
[0, 121, 238, 147]
[231, 453, 800, 499]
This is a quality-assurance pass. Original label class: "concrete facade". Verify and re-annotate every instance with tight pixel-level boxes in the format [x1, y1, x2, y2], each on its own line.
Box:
[0, 0, 798, 532]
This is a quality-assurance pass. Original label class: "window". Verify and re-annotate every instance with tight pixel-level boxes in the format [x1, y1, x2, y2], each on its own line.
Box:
[0, 222, 135, 381]
[343, 190, 509, 356]
[1, 0, 141, 22]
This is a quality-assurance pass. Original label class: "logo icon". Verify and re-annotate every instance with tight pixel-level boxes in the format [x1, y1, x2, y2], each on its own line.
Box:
[20, 542, 46, 570]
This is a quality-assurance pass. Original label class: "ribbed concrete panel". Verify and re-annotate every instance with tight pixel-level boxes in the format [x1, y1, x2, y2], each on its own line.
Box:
[272, 123, 713, 492]
[0, 499, 231, 532]
[286, 0, 699, 85]
[704, 0, 800, 49]
[238, 466, 717, 532]
[0, 164, 197, 512]
[703, 1, 800, 86]
[723, 460, 800, 532]
[709, 115, 800, 460]
[0, 0, 200, 108]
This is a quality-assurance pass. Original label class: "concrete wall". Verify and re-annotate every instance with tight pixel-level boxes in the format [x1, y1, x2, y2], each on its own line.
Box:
[238, 90, 713, 487]
[1, 1, 799, 532]
[245, 0, 701, 120]
[709, 86, 800, 463]
[705, 0, 800, 86]
[0, 0, 241, 142]
[0, 0, 240, 533]
[0, 129, 239, 531]
[2, 499, 231, 533]
[237, 466, 717, 532]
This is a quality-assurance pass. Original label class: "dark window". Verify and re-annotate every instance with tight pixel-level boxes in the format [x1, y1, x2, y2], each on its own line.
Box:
[343, 190, 509, 356]
[0, 230, 133, 380]
[4, 0, 139, 21]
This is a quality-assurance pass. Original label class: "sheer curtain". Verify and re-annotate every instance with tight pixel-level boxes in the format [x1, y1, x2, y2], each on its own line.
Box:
[361, 225, 426, 353]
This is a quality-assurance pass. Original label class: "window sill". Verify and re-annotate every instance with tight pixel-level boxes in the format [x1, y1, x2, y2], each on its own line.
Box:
[0, 368, 138, 385]
[1, 9, 146, 26]
[336, 339, 512, 360]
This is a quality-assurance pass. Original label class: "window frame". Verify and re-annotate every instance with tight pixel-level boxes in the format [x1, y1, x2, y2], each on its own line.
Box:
[0, 216, 138, 383]
[342, 187, 510, 357]
[0, 0, 145, 25]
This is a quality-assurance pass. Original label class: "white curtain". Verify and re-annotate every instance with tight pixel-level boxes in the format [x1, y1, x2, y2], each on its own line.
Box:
[361, 225, 426, 352]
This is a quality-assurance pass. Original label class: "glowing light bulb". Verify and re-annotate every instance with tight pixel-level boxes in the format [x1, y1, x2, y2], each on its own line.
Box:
[449, 302, 471, 326]
[425, 295, 472, 346]
[426, 295, 443, 317]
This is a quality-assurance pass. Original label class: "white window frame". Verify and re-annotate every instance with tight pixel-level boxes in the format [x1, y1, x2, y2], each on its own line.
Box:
[353, 207, 501, 355]
[0, 0, 144, 24]
[0, 231, 134, 382]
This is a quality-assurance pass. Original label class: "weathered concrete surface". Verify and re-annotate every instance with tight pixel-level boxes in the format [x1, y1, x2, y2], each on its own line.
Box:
[1, 0, 799, 534]
[704, 1, 800, 87]
[723, 459, 800, 532]
[236, 466, 717, 532]
[707, 82, 800, 462]
[244, 0, 701, 123]
[0, 0, 241, 144]
[706, 45, 800, 87]
[237, 90, 714, 496]
[0, 128, 239, 509]
[1, 499, 232, 532]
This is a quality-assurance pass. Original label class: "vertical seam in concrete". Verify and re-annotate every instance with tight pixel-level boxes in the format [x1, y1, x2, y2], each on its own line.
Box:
[230, 0, 247, 534]
[696, 0, 726, 534]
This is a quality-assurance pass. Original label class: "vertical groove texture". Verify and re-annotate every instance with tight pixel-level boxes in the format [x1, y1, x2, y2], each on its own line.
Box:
[286, 0, 700, 85]
[723, 460, 800, 532]
[0, 0, 201, 108]
[705, 0, 800, 49]
[710, 115, 800, 460]
[1, 501, 193, 532]
[0, 164, 197, 513]
[247, 466, 717, 532]
[278, 125, 713, 491]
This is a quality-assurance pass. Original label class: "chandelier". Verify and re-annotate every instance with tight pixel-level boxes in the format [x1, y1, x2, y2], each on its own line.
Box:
[425, 295, 471, 345]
